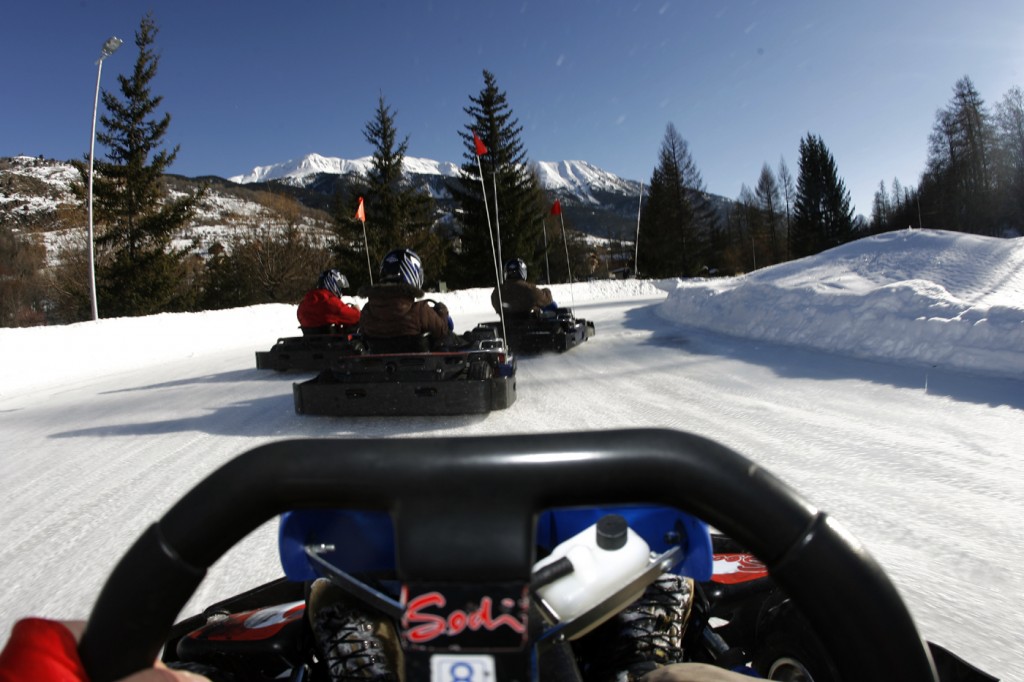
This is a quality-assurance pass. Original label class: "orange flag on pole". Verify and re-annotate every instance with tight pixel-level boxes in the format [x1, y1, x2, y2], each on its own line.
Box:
[355, 196, 366, 222]
[551, 199, 562, 216]
[473, 131, 488, 156]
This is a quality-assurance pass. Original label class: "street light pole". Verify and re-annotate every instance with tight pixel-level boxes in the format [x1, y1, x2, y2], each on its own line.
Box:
[87, 36, 122, 321]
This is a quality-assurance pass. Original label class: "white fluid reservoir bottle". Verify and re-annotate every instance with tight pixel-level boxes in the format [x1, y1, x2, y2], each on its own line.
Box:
[533, 514, 651, 624]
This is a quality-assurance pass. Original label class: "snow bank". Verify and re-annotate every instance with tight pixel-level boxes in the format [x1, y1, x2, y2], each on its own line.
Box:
[0, 305, 298, 397]
[657, 229, 1024, 378]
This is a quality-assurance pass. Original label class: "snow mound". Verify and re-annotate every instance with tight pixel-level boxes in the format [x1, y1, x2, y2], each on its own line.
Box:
[657, 229, 1024, 378]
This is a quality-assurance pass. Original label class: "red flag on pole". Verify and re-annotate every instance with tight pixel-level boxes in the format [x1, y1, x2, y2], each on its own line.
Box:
[551, 199, 562, 216]
[355, 196, 366, 222]
[473, 131, 488, 156]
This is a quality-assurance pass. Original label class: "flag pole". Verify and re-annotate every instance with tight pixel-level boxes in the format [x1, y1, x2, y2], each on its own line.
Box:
[542, 219, 551, 284]
[474, 131, 507, 344]
[557, 208, 577, 313]
[474, 137, 500, 288]
[356, 197, 373, 285]
[493, 171, 503, 274]
[633, 181, 643, 278]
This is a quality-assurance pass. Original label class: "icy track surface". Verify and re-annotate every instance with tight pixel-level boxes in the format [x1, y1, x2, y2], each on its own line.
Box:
[1, 229, 1022, 681]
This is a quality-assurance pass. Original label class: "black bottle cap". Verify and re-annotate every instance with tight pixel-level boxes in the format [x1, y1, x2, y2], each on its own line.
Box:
[596, 514, 628, 550]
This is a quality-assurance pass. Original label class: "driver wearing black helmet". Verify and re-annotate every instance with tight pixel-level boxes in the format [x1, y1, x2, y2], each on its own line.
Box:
[357, 248, 456, 348]
[492, 257, 557, 316]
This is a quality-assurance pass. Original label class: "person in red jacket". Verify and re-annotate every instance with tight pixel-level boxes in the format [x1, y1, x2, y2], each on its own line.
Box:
[296, 269, 361, 335]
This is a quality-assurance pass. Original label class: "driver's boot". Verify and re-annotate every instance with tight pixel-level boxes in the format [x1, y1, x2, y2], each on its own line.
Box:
[574, 575, 694, 682]
[308, 578, 403, 682]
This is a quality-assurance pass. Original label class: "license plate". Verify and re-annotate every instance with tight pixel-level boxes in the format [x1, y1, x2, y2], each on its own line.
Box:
[430, 654, 496, 682]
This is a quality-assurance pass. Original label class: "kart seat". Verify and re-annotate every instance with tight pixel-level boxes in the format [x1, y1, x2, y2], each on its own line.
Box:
[504, 310, 536, 321]
[301, 324, 352, 336]
[362, 333, 432, 354]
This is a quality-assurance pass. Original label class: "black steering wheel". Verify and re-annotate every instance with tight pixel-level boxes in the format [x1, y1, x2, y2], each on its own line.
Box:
[79, 428, 938, 681]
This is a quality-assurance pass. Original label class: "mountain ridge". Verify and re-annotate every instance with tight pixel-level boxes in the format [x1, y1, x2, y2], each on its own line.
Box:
[224, 153, 662, 238]
[1, 153, 731, 241]
[228, 153, 643, 205]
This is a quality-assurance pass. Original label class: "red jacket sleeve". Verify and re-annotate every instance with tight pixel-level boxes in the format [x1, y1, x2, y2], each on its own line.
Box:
[297, 290, 360, 328]
[325, 297, 361, 327]
[0, 619, 88, 682]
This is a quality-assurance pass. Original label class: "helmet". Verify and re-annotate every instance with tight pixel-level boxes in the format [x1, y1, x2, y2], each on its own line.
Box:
[504, 258, 527, 281]
[317, 269, 349, 297]
[379, 248, 424, 289]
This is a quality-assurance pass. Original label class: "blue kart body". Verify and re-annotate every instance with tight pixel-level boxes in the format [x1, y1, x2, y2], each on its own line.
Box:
[278, 505, 713, 583]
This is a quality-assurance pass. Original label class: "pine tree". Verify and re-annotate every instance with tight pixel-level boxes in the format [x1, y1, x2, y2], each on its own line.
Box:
[636, 123, 716, 277]
[994, 86, 1024, 231]
[871, 180, 890, 232]
[332, 95, 439, 289]
[88, 12, 205, 317]
[889, 178, 901, 212]
[791, 134, 854, 258]
[450, 70, 547, 288]
[777, 156, 795, 260]
[754, 162, 782, 263]
[922, 76, 997, 234]
[732, 184, 762, 271]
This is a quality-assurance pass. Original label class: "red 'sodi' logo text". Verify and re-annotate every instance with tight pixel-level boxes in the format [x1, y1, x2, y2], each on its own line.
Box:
[402, 592, 526, 644]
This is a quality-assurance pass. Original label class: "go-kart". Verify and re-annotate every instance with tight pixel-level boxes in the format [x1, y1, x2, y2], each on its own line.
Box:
[77, 429, 995, 682]
[291, 325, 517, 416]
[255, 326, 364, 372]
[482, 308, 596, 354]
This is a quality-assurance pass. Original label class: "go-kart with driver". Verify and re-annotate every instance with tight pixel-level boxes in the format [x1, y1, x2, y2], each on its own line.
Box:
[75, 429, 995, 682]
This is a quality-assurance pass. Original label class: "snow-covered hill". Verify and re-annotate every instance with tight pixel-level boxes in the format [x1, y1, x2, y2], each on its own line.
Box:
[1, 154, 262, 229]
[0, 155, 82, 223]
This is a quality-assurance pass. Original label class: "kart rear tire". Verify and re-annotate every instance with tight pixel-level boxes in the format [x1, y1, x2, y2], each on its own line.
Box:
[752, 621, 838, 682]
[468, 360, 494, 380]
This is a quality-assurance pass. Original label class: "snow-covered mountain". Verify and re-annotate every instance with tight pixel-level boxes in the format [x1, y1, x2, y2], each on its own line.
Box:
[224, 153, 652, 238]
[0, 153, 706, 243]
[229, 153, 642, 206]
[533, 160, 640, 199]
[227, 153, 461, 186]
[0, 154, 637, 246]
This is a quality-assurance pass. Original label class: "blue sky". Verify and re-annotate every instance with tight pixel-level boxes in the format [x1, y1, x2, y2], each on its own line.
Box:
[3, 1, 1022, 217]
